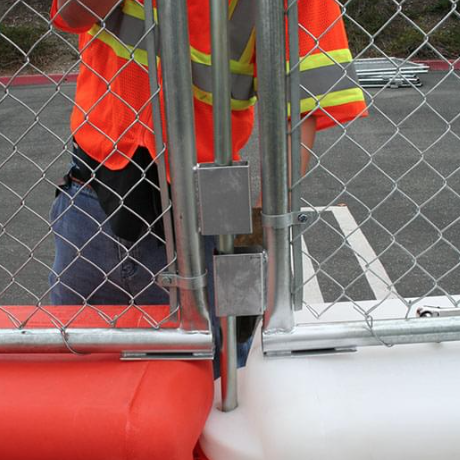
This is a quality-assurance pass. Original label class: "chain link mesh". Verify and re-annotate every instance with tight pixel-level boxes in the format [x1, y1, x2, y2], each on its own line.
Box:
[288, 0, 460, 332]
[0, 0, 183, 342]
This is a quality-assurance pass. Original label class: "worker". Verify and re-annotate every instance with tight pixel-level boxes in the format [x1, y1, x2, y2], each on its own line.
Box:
[49, 0, 367, 370]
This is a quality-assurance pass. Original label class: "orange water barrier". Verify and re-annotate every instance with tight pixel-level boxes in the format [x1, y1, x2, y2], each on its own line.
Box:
[0, 306, 213, 460]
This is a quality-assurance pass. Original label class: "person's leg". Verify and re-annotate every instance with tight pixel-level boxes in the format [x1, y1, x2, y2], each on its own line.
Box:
[49, 179, 167, 306]
[299, 116, 316, 177]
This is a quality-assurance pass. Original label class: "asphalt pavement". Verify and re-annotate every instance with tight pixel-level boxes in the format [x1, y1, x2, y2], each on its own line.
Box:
[0, 71, 459, 309]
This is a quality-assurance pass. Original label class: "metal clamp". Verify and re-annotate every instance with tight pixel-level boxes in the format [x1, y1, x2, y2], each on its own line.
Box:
[157, 272, 208, 290]
[214, 248, 267, 318]
[261, 211, 313, 229]
[417, 306, 460, 318]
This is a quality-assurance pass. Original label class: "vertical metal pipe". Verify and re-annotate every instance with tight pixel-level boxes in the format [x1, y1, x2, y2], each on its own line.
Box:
[219, 316, 238, 409]
[256, 0, 295, 332]
[144, 0, 178, 315]
[210, 0, 238, 411]
[287, 0, 304, 311]
[211, 0, 232, 168]
[156, 0, 210, 331]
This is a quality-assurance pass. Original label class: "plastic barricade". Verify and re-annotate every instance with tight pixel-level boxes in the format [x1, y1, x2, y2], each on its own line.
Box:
[0, 306, 214, 460]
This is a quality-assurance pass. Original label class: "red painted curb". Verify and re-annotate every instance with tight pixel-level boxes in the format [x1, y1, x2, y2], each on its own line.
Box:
[414, 59, 460, 71]
[0, 73, 78, 87]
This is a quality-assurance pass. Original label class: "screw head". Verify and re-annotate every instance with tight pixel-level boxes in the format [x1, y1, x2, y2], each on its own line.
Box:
[420, 311, 433, 318]
[298, 213, 308, 223]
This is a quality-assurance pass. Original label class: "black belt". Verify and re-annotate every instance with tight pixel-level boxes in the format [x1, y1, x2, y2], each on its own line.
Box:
[68, 142, 166, 242]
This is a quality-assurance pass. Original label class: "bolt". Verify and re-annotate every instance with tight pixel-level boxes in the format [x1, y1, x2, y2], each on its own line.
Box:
[418, 309, 433, 318]
[162, 275, 173, 285]
[298, 213, 308, 224]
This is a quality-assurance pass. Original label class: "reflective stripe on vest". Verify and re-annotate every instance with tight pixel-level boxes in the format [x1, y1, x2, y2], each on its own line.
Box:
[88, 0, 257, 110]
[87, 0, 364, 113]
[290, 49, 365, 113]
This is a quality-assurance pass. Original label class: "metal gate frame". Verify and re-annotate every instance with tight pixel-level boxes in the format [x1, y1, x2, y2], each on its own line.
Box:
[0, 0, 214, 359]
[256, 0, 460, 357]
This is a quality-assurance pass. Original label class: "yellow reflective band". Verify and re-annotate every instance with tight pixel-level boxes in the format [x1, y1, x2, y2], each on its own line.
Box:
[238, 29, 255, 65]
[193, 85, 257, 111]
[298, 49, 353, 72]
[123, 0, 158, 22]
[88, 24, 150, 67]
[292, 88, 366, 116]
[229, 0, 239, 18]
[287, 49, 354, 73]
[190, 47, 254, 76]
[123, 0, 144, 20]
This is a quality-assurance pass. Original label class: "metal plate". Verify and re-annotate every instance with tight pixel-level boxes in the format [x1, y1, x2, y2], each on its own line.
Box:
[196, 161, 252, 236]
[214, 247, 266, 317]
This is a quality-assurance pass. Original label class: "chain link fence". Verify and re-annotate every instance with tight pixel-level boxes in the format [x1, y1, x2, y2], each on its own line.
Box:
[260, 0, 460, 353]
[0, 0, 213, 356]
[294, 0, 460, 309]
[0, 0, 459, 355]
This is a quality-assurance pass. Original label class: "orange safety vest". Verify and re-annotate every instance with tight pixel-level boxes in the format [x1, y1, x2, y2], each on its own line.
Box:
[51, 0, 366, 171]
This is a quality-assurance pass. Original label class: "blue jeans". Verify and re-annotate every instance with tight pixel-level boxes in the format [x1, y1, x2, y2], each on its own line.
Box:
[49, 178, 251, 375]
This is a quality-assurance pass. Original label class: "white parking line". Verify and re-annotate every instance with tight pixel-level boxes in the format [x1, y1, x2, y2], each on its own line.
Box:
[301, 235, 324, 304]
[302, 206, 399, 300]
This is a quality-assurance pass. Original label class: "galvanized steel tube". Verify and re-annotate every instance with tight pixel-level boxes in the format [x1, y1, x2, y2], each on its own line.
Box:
[144, 0, 178, 315]
[256, 0, 295, 333]
[0, 328, 213, 355]
[286, 0, 304, 312]
[157, 0, 210, 331]
[210, 0, 238, 411]
[263, 317, 460, 355]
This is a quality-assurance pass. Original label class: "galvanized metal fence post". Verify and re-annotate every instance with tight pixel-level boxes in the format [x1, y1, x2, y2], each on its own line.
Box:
[144, 0, 178, 316]
[256, 0, 295, 334]
[286, 0, 304, 312]
[156, 0, 211, 332]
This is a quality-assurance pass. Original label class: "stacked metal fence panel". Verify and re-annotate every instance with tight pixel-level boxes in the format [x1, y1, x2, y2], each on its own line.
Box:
[355, 58, 429, 88]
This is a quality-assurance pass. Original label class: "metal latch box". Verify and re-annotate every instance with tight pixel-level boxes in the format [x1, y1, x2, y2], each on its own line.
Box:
[214, 247, 266, 318]
[196, 161, 252, 236]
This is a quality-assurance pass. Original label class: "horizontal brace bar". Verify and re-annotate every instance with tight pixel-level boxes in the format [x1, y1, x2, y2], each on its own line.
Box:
[157, 272, 208, 290]
[263, 316, 460, 355]
[261, 211, 312, 229]
[265, 347, 357, 358]
[122, 351, 213, 360]
[0, 328, 213, 356]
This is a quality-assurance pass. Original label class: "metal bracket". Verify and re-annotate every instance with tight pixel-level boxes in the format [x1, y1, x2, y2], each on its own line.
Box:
[265, 347, 357, 358]
[157, 272, 208, 290]
[417, 306, 460, 318]
[261, 210, 313, 229]
[121, 351, 214, 360]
